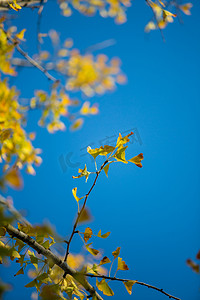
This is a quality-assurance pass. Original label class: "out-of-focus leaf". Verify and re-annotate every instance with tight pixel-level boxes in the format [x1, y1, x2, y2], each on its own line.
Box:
[4, 168, 23, 190]
[97, 230, 110, 239]
[85, 243, 99, 256]
[84, 227, 93, 242]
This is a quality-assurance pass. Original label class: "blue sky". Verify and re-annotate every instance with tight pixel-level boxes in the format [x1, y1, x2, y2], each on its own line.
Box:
[1, 1, 200, 300]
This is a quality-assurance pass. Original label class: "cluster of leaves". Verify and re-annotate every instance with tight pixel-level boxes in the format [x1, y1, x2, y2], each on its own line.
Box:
[145, 0, 193, 32]
[186, 250, 200, 274]
[59, 0, 131, 24]
[0, 79, 42, 185]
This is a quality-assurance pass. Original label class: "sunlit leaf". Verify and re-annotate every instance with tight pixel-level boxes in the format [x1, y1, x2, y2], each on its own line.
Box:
[128, 153, 144, 168]
[112, 247, 120, 259]
[100, 256, 111, 265]
[124, 280, 137, 295]
[84, 227, 93, 242]
[16, 29, 26, 41]
[72, 187, 80, 202]
[114, 146, 128, 163]
[96, 279, 114, 296]
[72, 165, 91, 182]
[97, 230, 110, 239]
[117, 257, 129, 271]
[85, 243, 99, 256]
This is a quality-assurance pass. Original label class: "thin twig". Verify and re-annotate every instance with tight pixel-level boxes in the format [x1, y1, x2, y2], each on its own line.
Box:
[0, 195, 31, 226]
[3, 29, 58, 83]
[63, 159, 109, 272]
[85, 273, 181, 300]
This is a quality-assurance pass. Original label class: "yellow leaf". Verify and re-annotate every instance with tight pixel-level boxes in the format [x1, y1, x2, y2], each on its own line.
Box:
[114, 146, 128, 163]
[72, 187, 80, 202]
[112, 247, 120, 258]
[78, 207, 92, 224]
[4, 168, 23, 190]
[100, 256, 111, 265]
[128, 153, 144, 168]
[85, 243, 99, 256]
[124, 280, 137, 295]
[96, 279, 114, 296]
[72, 164, 90, 182]
[70, 118, 84, 131]
[14, 267, 24, 276]
[87, 145, 115, 159]
[0, 129, 13, 142]
[117, 257, 129, 271]
[145, 21, 156, 32]
[84, 227, 93, 242]
[16, 29, 26, 41]
[179, 3, 193, 15]
[116, 132, 133, 148]
[97, 230, 111, 239]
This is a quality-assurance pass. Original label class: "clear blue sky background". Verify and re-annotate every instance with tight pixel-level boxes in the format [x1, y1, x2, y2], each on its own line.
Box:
[1, 1, 200, 300]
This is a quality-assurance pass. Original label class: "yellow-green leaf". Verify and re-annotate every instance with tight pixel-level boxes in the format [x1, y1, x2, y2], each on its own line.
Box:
[124, 280, 137, 295]
[72, 165, 90, 182]
[4, 168, 23, 190]
[78, 207, 92, 224]
[72, 187, 80, 202]
[128, 153, 143, 168]
[14, 267, 24, 276]
[97, 230, 110, 239]
[112, 247, 120, 258]
[100, 256, 111, 265]
[96, 279, 114, 296]
[117, 257, 129, 271]
[85, 243, 99, 256]
[114, 146, 128, 163]
[84, 227, 93, 242]
[116, 132, 133, 148]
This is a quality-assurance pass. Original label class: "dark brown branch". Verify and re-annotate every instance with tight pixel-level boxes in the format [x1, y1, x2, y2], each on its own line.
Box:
[5, 223, 103, 300]
[3, 29, 58, 83]
[85, 273, 181, 300]
[63, 159, 109, 270]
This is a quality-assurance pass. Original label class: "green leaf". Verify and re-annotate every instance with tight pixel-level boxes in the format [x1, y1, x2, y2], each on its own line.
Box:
[124, 280, 137, 295]
[103, 162, 113, 177]
[85, 243, 99, 256]
[42, 240, 50, 249]
[96, 279, 114, 296]
[128, 153, 144, 168]
[112, 247, 120, 258]
[117, 257, 129, 271]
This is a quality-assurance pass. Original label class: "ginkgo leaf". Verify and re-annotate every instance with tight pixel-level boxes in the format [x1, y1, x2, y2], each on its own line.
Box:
[117, 257, 129, 271]
[4, 168, 23, 190]
[87, 145, 115, 160]
[124, 280, 137, 295]
[84, 227, 93, 242]
[96, 279, 114, 296]
[97, 230, 110, 239]
[116, 132, 133, 148]
[85, 243, 99, 256]
[72, 165, 90, 182]
[0, 129, 13, 142]
[72, 187, 80, 202]
[103, 162, 113, 177]
[179, 3, 193, 15]
[112, 247, 120, 258]
[186, 259, 199, 273]
[114, 146, 128, 163]
[128, 153, 144, 168]
[70, 118, 84, 131]
[16, 29, 26, 41]
[14, 267, 24, 276]
[100, 256, 111, 265]
[78, 207, 92, 224]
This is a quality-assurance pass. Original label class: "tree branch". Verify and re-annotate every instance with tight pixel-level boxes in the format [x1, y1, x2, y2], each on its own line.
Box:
[5, 223, 103, 300]
[3, 29, 58, 83]
[63, 159, 109, 268]
[86, 273, 181, 300]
